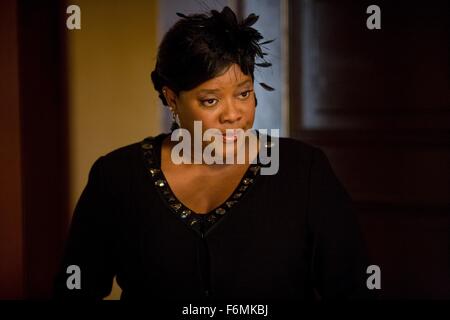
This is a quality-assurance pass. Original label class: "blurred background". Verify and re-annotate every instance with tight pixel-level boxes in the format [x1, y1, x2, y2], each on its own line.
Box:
[0, 0, 448, 299]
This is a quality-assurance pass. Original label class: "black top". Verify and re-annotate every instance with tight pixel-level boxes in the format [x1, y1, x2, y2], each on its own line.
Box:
[54, 130, 373, 301]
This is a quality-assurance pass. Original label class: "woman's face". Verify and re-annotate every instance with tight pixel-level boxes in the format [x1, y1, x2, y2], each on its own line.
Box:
[164, 63, 256, 156]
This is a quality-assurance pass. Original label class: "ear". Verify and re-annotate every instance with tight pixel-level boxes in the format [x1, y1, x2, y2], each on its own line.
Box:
[162, 86, 178, 113]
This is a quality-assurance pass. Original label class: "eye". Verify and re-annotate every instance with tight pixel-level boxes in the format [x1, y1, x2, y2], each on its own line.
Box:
[201, 98, 218, 107]
[239, 90, 253, 100]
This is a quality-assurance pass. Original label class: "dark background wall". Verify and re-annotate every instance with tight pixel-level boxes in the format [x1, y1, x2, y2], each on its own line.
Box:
[289, 0, 449, 298]
[0, 0, 69, 299]
[0, 0, 24, 300]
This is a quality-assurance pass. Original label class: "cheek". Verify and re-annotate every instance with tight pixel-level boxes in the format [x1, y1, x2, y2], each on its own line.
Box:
[179, 104, 215, 127]
[177, 99, 199, 121]
[189, 106, 214, 121]
[244, 99, 256, 121]
[197, 113, 217, 129]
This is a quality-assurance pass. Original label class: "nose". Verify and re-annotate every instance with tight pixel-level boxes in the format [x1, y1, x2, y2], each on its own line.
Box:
[219, 98, 242, 124]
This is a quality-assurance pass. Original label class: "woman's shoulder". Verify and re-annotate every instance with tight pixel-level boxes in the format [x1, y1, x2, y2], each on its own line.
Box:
[261, 134, 335, 182]
[278, 135, 318, 153]
[276, 135, 324, 166]
[90, 133, 166, 177]
[100, 133, 165, 162]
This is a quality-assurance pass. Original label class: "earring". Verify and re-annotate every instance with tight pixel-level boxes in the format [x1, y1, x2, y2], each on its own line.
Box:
[170, 111, 179, 132]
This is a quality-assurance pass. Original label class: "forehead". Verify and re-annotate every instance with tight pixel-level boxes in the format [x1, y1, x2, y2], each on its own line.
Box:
[196, 64, 252, 91]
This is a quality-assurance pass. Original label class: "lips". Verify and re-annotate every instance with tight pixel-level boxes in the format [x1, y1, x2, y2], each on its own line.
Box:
[221, 129, 241, 143]
[222, 135, 238, 143]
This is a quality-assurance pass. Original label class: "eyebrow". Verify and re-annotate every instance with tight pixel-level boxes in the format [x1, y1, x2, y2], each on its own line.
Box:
[197, 79, 252, 94]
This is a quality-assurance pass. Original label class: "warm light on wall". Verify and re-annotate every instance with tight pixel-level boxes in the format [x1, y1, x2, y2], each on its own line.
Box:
[66, 0, 160, 299]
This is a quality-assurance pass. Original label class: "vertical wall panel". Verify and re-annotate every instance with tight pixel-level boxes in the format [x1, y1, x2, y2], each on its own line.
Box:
[0, 0, 24, 299]
[289, 0, 450, 298]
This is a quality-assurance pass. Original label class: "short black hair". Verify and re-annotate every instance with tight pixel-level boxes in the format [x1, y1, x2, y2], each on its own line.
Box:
[151, 6, 273, 106]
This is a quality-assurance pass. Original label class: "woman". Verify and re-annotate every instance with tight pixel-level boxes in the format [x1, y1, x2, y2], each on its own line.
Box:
[54, 6, 373, 301]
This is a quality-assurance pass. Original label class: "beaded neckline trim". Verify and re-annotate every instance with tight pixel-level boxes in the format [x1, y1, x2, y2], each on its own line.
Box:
[140, 131, 271, 237]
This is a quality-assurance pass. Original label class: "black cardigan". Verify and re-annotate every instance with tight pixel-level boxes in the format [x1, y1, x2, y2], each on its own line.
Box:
[54, 131, 373, 301]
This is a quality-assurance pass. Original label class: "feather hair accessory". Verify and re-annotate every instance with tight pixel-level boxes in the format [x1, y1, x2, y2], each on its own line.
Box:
[176, 6, 275, 91]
